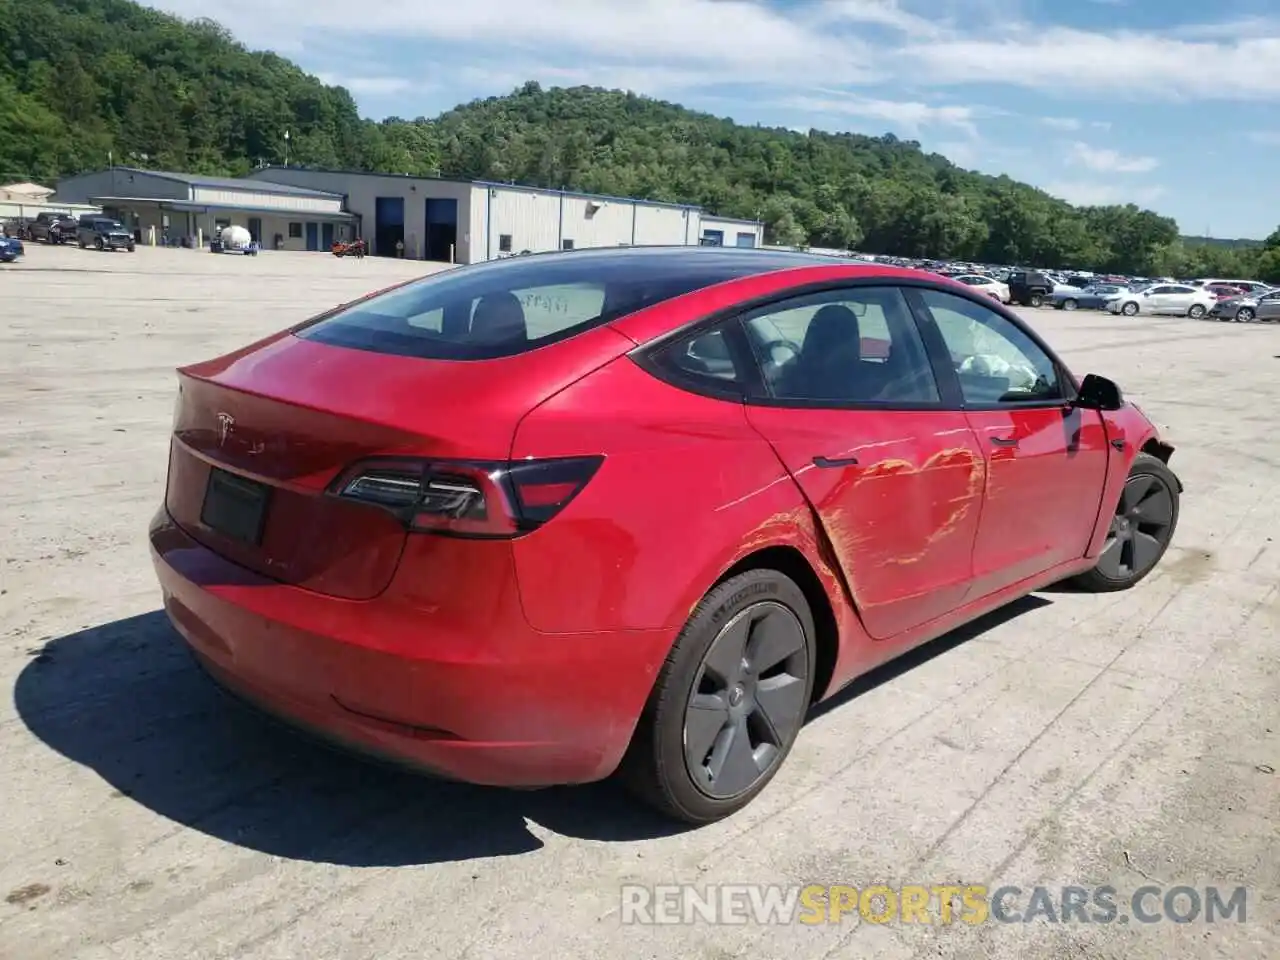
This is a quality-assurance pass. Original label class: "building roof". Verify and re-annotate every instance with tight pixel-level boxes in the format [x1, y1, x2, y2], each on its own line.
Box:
[106, 167, 343, 198]
[2, 182, 54, 198]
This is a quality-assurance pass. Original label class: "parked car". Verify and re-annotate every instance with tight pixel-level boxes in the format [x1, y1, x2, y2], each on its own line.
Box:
[1203, 283, 1249, 300]
[1050, 284, 1125, 311]
[1195, 278, 1272, 294]
[950, 274, 1010, 303]
[1107, 283, 1217, 318]
[1006, 269, 1055, 307]
[1208, 288, 1280, 322]
[77, 215, 135, 251]
[0, 234, 24, 263]
[149, 247, 1182, 824]
[27, 211, 79, 244]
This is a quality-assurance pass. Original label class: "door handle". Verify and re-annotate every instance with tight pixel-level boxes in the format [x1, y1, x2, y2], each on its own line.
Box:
[813, 455, 860, 468]
[989, 436, 1019, 447]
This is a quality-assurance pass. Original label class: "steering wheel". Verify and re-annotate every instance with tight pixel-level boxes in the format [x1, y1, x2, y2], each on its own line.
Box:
[760, 338, 801, 364]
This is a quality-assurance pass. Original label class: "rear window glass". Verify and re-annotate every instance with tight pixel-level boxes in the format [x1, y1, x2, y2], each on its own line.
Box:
[297, 249, 820, 360]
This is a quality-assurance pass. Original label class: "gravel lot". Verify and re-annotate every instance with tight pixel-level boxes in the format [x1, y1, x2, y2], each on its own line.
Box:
[1, 245, 1277, 960]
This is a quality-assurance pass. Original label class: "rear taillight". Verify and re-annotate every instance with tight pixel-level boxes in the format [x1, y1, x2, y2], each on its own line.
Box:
[328, 456, 603, 537]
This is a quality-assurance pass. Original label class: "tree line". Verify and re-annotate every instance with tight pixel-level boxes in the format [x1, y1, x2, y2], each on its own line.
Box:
[4, 0, 1278, 281]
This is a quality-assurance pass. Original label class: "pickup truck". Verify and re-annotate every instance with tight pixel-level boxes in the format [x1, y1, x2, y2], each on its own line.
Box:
[27, 212, 79, 244]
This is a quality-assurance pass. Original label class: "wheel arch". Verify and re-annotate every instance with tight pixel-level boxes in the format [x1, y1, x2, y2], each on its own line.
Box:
[715, 544, 841, 705]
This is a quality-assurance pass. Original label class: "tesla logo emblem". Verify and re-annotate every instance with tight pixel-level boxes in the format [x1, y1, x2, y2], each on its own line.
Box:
[216, 412, 234, 446]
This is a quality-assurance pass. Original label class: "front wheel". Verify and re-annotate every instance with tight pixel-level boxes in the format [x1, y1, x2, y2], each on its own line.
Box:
[1028, 293, 1044, 308]
[94, 237, 104, 251]
[1121, 301, 1139, 316]
[1061, 298, 1078, 311]
[619, 569, 816, 824]
[1070, 453, 1179, 593]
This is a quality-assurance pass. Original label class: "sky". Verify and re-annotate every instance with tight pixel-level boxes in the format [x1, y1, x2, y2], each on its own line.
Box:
[139, 0, 1280, 239]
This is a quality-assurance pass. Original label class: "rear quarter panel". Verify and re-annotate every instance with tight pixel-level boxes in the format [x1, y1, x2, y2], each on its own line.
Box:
[508, 355, 851, 637]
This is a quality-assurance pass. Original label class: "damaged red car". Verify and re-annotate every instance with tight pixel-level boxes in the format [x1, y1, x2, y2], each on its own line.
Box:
[150, 247, 1182, 824]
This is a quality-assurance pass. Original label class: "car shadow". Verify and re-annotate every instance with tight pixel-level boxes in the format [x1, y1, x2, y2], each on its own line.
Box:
[807, 593, 1052, 721]
[15, 596, 1051, 866]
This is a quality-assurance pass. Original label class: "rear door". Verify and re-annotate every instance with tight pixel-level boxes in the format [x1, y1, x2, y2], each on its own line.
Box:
[740, 284, 985, 640]
[913, 288, 1110, 597]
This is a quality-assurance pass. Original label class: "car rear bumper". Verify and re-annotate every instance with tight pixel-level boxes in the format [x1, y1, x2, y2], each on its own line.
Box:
[149, 508, 673, 787]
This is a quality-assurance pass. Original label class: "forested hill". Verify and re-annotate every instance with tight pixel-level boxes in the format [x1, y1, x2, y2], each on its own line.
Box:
[4, 0, 1278, 279]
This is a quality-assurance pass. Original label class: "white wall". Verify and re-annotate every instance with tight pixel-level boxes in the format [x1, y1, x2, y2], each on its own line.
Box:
[245, 169, 474, 262]
[190, 187, 343, 215]
[559, 196, 632, 249]
[634, 205, 692, 246]
[486, 189, 560, 256]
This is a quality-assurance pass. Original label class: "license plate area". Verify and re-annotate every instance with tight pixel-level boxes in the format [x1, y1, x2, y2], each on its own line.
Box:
[201, 468, 271, 544]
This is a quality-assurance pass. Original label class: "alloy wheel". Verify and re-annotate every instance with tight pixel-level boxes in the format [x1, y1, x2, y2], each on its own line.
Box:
[683, 601, 809, 800]
[1096, 474, 1176, 581]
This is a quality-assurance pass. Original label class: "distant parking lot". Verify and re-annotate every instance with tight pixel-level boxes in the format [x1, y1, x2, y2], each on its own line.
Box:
[1, 245, 1277, 960]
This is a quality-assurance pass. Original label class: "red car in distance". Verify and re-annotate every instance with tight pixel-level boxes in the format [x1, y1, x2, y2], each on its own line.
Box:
[150, 247, 1182, 824]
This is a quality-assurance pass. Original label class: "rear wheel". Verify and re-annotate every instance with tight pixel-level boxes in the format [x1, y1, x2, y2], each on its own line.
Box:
[1061, 298, 1078, 311]
[1236, 307, 1255, 322]
[619, 569, 815, 824]
[1028, 293, 1044, 308]
[1071, 453, 1179, 592]
[1187, 303, 1206, 319]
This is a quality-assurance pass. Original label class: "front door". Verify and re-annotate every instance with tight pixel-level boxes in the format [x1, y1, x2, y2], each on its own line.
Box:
[247, 218, 262, 243]
[914, 288, 1110, 598]
[305, 222, 319, 251]
[1256, 291, 1280, 320]
[322, 223, 335, 249]
[740, 285, 985, 640]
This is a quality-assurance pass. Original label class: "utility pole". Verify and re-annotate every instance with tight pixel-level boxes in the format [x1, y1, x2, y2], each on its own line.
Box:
[284, 130, 290, 167]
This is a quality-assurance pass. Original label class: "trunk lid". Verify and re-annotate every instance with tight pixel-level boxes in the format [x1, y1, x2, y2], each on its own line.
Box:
[165, 328, 630, 599]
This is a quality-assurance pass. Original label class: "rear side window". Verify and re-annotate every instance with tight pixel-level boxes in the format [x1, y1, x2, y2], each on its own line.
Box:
[651, 325, 746, 390]
[297, 250, 817, 360]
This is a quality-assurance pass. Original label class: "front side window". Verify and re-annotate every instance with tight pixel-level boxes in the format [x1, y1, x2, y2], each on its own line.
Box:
[918, 289, 1063, 405]
[742, 286, 939, 404]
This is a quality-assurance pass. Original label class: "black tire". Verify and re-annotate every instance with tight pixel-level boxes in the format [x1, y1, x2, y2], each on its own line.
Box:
[619, 569, 816, 824]
[94, 236, 104, 251]
[1236, 307, 1255, 322]
[1028, 293, 1044, 308]
[1121, 301, 1139, 316]
[127, 243, 136, 252]
[1187, 303, 1206, 319]
[1061, 298, 1078, 311]
[1070, 453, 1179, 593]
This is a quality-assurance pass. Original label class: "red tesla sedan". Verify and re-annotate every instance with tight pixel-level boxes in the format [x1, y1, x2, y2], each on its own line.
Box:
[150, 247, 1182, 823]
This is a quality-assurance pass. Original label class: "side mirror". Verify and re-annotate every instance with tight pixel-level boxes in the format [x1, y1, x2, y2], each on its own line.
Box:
[1074, 373, 1124, 411]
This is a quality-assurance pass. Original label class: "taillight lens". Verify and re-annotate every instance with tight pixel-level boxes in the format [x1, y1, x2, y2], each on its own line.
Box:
[329, 456, 602, 537]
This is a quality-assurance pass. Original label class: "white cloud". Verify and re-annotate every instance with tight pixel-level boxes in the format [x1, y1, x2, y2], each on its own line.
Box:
[902, 26, 1280, 100]
[1041, 117, 1081, 131]
[1246, 130, 1280, 145]
[783, 94, 986, 137]
[315, 74, 416, 97]
[1042, 180, 1166, 206]
[1067, 142, 1159, 174]
[137, 1, 1280, 106]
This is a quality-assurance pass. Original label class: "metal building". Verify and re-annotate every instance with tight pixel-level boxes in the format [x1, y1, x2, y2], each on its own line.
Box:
[697, 215, 765, 248]
[54, 164, 766, 261]
[53, 167, 358, 250]
[242, 167, 763, 263]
